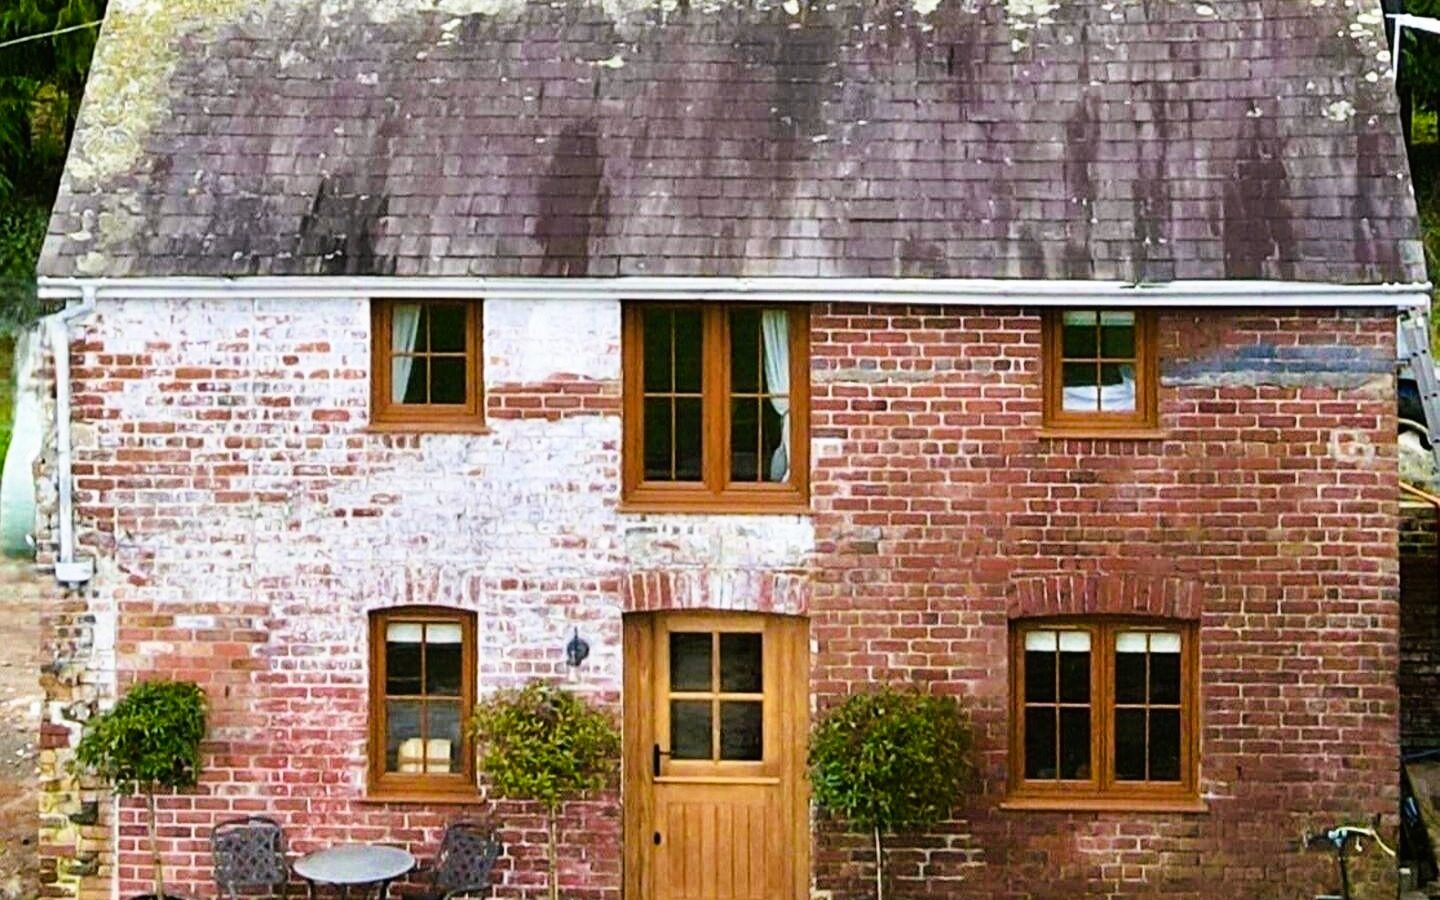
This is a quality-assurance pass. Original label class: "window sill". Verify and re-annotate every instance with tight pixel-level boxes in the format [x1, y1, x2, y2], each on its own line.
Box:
[1036, 427, 1166, 441]
[618, 498, 812, 516]
[1000, 795, 1207, 814]
[360, 790, 487, 806]
[366, 420, 492, 436]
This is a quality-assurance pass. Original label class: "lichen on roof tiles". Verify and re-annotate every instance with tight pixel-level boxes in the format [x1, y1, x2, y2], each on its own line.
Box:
[39, 0, 1426, 283]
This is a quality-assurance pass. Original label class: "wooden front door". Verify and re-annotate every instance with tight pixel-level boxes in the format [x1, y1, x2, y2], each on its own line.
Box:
[623, 612, 808, 900]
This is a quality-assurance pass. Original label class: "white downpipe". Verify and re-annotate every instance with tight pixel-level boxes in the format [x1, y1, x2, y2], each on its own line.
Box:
[47, 287, 96, 586]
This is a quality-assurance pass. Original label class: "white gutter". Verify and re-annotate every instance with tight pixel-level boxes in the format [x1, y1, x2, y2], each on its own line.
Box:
[47, 287, 97, 587]
[35, 275, 1432, 308]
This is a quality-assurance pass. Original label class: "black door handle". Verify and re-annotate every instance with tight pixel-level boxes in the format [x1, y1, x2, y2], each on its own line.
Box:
[652, 743, 671, 777]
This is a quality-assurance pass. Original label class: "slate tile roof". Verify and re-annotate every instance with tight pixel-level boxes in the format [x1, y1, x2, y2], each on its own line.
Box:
[38, 0, 1426, 283]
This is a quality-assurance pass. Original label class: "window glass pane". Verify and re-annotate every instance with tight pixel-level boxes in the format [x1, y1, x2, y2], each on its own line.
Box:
[1058, 645, 1090, 704]
[1150, 709, 1181, 781]
[1099, 311, 1136, 358]
[1024, 630, 1058, 652]
[643, 308, 674, 393]
[720, 701, 763, 761]
[1150, 643, 1182, 705]
[1099, 363, 1136, 412]
[425, 624, 464, 696]
[1058, 708, 1091, 780]
[1114, 708, 1146, 781]
[730, 309, 762, 394]
[731, 399, 760, 482]
[673, 310, 703, 393]
[671, 701, 712, 760]
[670, 633, 713, 692]
[385, 623, 423, 695]
[1024, 647, 1056, 704]
[643, 398, 673, 480]
[1114, 635, 1147, 705]
[760, 401, 785, 483]
[386, 699, 423, 772]
[430, 357, 467, 405]
[675, 398, 703, 481]
[394, 356, 428, 404]
[411, 304, 432, 352]
[429, 304, 468, 353]
[425, 701, 462, 774]
[1024, 707, 1056, 779]
[720, 633, 763, 693]
[1061, 311, 1098, 357]
[1061, 362, 1098, 411]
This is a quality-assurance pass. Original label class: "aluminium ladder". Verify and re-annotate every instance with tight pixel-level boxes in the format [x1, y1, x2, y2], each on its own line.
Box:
[1399, 306, 1440, 475]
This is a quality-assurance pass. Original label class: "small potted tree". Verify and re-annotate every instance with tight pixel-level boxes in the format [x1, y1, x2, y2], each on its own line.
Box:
[73, 679, 207, 900]
[808, 685, 974, 900]
[470, 680, 620, 900]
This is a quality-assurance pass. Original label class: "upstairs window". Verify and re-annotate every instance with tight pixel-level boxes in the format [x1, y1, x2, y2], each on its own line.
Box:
[368, 607, 476, 798]
[622, 304, 809, 511]
[1043, 309, 1157, 432]
[1009, 619, 1198, 808]
[371, 300, 484, 430]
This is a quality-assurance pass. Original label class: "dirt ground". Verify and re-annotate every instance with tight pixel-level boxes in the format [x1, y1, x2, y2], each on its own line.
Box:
[0, 557, 42, 900]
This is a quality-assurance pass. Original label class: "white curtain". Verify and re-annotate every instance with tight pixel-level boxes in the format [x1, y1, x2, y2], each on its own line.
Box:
[390, 303, 423, 403]
[761, 310, 791, 482]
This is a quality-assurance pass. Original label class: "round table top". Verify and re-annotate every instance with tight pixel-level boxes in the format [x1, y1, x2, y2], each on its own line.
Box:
[293, 844, 415, 885]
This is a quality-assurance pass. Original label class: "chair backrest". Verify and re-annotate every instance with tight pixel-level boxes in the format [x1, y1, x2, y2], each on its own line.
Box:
[212, 816, 288, 892]
[434, 821, 502, 894]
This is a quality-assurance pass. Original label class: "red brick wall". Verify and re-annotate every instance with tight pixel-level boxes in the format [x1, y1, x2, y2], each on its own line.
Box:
[808, 305, 1398, 899]
[40, 299, 1398, 900]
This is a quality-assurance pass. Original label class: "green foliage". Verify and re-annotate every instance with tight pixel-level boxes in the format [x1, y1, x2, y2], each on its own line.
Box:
[1409, 143, 1440, 344]
[1406, 5, 1440, 116]
[73, 680, 207, 796]
[808, 686, 974, 834]
[470, 680, 620, 812]
[0, 197, 50, 335]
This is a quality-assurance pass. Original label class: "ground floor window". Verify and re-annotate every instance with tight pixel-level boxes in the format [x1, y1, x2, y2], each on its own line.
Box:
[1009, 618, 1198, 806]
[368, 607, 476, 797]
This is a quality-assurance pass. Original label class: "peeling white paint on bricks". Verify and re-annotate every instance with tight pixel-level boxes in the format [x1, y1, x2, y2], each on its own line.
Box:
[484, 297, 620, 383]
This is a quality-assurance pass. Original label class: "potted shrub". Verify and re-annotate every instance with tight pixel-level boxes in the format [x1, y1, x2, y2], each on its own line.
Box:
[470, 680, 620, 900]
[73, 679, 207, 900]
[808, 685, 974, 900]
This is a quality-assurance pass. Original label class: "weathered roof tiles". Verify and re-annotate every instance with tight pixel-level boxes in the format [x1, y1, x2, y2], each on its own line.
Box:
[39, 0, 1426, 283]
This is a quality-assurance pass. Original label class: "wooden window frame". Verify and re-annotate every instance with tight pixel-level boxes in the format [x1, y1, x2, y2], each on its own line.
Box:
[1007, 618, 1200, 811]
[367, 606, 477, 800]
[1041, 309, 1158, 434]
[370, 299, 486, 432]
[621, 303, 810, 513]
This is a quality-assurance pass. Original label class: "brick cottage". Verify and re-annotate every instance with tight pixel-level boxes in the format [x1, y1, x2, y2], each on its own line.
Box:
[16, 0, 1432, 897]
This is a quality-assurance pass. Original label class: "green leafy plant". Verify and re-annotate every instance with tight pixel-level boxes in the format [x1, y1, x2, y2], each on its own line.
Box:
[73, 680, 207, 899]
[470, 680, 620, 900]
[808, 686, 975, 900]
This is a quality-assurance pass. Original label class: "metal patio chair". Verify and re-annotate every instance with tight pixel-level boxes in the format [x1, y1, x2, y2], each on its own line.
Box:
[212, 816, 290, 899]
[401, 821, 502, 900]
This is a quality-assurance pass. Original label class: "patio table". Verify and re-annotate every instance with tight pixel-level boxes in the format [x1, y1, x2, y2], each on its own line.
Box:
[293, 843, 415, 899]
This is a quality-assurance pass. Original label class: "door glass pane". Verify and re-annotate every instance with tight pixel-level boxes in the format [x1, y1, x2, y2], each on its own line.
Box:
[1057, 631, 1090, 704]
[1058, 708, 1091, 780]
[1061, 311, 1098, 357]
[1024, 707, 1056, 779]
[1099, 310, 1136, 358]
[385, 623, 423, 695]
[719, 633, 762, 693]
[1150, 709, 1181, 781]
[386, 699, 423, 772]
[1114, 708, 1146, 781]
[430, 357, 467, 405]
[731, 399, 759, 482]
[429, 304, 468, 352]
[1114, 633, 1147, 704]
[730, 309, 762, 394]
[1150, 634, 1182, 705]
[425, 623, 464, 696]
[643, 398, 673, 480]
[673, 310, 703, 393]
[674, 398, 703, 481]
[1023, 631, 1056, 703]
[643, 308, 674, 393]
[425, 701, 462, 774]
[669, 633, 713, 692]
[671, 701, 712, 760]
[720, 701, 763, 761]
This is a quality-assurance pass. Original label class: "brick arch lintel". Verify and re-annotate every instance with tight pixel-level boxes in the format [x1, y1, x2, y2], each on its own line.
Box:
[1008, 571, 1202, 621]
[624, 569, 810, 616]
